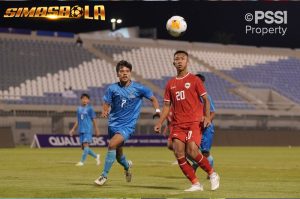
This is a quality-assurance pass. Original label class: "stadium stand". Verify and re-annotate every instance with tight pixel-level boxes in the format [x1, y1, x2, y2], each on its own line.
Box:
[225, 58, 300, 104]
[0, 36, 162, 106]
[1, 32, 300, 144]
[1, 33, 300, 110]
[1, 58, 118, 105]
[0, 37, 95, 90]
[93, 43, 137, 58]
[189, 50, 287, 70]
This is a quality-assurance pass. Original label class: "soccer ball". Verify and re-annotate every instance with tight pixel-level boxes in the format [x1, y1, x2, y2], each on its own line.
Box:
[166, 16, 187, 37]
[70, 5, 83, 18]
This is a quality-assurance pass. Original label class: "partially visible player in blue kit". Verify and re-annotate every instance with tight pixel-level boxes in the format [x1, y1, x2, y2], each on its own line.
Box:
[69, 93, 101, 167]
[191, 74, 216, 171]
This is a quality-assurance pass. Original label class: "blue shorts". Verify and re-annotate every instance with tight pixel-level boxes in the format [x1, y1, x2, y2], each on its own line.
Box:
[108, 126, 135, 142]
[79, 133, 92, 144]
[200, 124, 215, 153]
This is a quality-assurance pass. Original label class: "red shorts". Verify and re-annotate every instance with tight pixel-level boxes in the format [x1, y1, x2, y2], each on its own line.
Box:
[169, 122, 202, 146]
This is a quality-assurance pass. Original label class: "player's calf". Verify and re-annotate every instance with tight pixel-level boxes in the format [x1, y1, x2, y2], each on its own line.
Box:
[177, 156, 198, 184]
[186, 143, 213, 174]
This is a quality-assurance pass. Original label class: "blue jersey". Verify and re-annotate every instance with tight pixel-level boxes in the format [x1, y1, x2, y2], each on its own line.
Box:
[200, 94, 215, 152]
[200, 94, 215, 113]
[77, 104, 96, 134]
[103, 81, 153, 129]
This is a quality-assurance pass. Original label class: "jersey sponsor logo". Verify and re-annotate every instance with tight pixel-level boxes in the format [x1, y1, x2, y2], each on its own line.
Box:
[185, 82, 191, 89]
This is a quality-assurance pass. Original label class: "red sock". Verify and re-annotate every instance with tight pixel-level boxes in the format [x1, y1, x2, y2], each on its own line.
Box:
[194, 153, 214, 175]
[177, 156, 198, 184]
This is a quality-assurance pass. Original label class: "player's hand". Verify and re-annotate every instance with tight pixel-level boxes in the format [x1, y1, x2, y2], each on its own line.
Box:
[202, 116, 211, 128]
[101, 111, 109, 118]
[154, 122, 162, 134]
[69, 129, 74, 136]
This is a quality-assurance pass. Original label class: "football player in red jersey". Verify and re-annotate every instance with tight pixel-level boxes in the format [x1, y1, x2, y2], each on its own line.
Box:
[154, 50, 220, 192]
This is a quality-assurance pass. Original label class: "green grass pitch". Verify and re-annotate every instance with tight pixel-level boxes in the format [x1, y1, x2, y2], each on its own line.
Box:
[0, 146, 299, 198]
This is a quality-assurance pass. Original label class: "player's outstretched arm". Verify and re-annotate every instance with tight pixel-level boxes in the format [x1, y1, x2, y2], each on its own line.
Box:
[154, 101, 170, 133]
[149, 96, 161, 119]
[202, 94, 211, 127]
[69, 121, 78, 136]
[101, 103, 110, 118]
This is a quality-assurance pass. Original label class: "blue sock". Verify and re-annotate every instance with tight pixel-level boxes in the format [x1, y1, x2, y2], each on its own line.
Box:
[88, 148, 97, 158]
[102, 150, 116, 177]
[117, 155, 129, 170]
[207, 155, 214, 168]
[80, 147, 89, 163]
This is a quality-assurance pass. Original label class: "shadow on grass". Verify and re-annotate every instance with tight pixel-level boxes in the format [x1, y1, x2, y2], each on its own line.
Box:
[124, 184, 178, 190]
[57, 161, 76, 165]
[69, 182, 94, 186]
[70, 182, 117, 189]
[149, 175, 183, 180]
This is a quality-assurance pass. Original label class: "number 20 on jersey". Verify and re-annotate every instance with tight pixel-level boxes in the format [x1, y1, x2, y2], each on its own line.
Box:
[176, 91, 185, 101]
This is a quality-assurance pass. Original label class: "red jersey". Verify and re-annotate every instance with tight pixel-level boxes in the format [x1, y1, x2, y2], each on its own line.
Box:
[164, 73, 206, 126]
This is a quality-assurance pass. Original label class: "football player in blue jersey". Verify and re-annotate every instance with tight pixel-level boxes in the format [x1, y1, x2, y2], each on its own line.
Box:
[191, 74, 216, 172]
[70, 93, 101, 166]
[94, 60, 160, 186]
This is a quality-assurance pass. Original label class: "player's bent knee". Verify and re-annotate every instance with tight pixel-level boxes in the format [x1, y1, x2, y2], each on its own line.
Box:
[186, 145, 199, 158]
[173, 151, 185, 158]
[108, 143, 118, 150]
[116, 157, 121, 163]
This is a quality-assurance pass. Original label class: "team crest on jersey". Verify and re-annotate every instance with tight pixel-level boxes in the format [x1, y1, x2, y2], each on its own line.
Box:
[185, 82, 191, 89]
[129, 92, 136, 99]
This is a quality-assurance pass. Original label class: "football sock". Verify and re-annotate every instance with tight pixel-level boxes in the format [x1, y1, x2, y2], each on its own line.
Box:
[87, 147, 97, 158]
[207, 155, 214, 168]
[117, 155, 130, 170]
[177, 156, 198, 184]
[194, 153, 214, 175]
[187, 154, 214, 171]
[102, 150, 116, 177]
[80, 147, 89, 163]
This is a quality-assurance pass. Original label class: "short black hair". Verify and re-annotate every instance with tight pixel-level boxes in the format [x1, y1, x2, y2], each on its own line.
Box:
[80, 93, 90, 99]
[116, 60, 132, 73]
[174, 50, 189, 57]
[196, 73, 205, 82]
